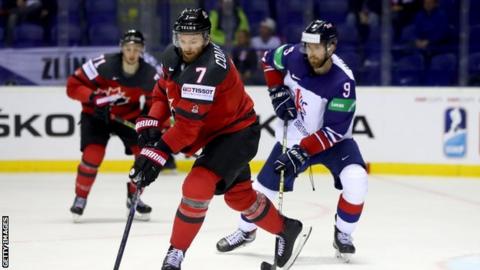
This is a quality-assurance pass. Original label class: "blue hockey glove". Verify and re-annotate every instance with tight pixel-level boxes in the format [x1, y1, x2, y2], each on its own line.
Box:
[274, 145, 309, 177]
[268, 85, 297, 120]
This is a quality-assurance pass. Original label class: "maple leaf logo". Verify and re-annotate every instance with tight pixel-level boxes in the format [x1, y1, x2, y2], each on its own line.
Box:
[94, 87, 130, 106]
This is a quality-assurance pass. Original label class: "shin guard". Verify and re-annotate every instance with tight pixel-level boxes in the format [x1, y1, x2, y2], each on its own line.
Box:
[225, 181, 283, 234]
[74, 144, 105, 198]
[170, 166, 219, 250]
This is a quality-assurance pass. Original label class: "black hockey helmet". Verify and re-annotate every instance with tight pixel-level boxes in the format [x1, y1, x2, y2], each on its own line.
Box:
[172, 8, 211, 47]
[120, 29, 145, 46]
[301, 19, 337, 46]
[173, 8, 211, 34]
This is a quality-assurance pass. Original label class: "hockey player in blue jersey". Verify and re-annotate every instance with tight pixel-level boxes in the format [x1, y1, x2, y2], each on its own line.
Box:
[216, 19, 368, 262]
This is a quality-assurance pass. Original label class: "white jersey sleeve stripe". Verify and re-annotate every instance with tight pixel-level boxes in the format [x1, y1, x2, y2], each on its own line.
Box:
[319, 130, 333, 148]
[313, 132, 326, 150]
[332, 54, 354, 81]
[82, 60, 99, 80]
[326, 127, 343, 138]
[324, 129, 338, 144]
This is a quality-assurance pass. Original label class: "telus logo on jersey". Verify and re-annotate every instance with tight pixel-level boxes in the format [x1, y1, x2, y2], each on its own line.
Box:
[181, 83, 216, 101]
[328, 98, 356, 112]
[443, 107, 467, 158]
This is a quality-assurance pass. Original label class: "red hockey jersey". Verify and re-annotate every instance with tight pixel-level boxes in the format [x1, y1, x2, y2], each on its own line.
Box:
[66, 53, 159, 120]
[149, 43, 256, 155]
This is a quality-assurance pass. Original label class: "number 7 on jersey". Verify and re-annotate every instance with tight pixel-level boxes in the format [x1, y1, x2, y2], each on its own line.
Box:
[196, 67, 206, 83]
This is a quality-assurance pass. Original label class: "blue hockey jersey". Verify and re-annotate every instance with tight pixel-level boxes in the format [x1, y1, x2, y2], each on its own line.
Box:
[262, 44, 356, 154]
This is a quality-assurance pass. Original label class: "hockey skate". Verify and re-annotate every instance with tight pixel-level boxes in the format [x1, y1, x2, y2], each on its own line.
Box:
[126, 185, 152, 221]
[333, 226, 355, 263]
[261, 217, 312, 270]
[161, 246, 184, 270]
[216, 229, 257, 252]
[70, 196, 87, 223]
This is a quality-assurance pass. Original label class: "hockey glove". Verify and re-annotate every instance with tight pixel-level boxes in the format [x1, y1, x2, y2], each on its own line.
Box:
[135, 116, 162, 147]
[129, 146, 170, 187]
[90, 93, 112, 124]
[274, 145, 309, 177]
[268, 85, 297, 121]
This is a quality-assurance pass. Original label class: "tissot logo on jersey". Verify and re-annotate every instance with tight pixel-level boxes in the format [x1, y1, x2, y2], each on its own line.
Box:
[181, 83, 216, 101]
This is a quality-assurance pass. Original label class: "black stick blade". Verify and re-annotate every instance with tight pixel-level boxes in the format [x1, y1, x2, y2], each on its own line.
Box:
[260, 261, 273, 270]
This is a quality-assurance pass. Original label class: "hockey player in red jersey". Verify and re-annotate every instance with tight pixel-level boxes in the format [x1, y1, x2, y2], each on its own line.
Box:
[129, 8, 308, 270]
[66, 29, 160, 222]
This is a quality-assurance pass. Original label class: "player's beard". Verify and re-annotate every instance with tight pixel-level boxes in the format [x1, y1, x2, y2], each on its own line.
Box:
[308, 56, 326, 69]
[182, 51, 200, 63]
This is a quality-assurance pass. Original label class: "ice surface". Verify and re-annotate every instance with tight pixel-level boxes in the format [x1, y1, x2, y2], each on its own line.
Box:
[1, 173, 479, 270]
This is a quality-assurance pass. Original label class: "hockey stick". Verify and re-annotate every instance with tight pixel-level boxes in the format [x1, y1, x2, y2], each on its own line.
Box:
[308, 165, 316, 191]
[111, 115, 136, 129]
[277, 120, 288, 220]
[113, 177, 142, 270]
[260, 120, 313, 270]
[270, 120, 289, 269]
[111, 115, 199, 159]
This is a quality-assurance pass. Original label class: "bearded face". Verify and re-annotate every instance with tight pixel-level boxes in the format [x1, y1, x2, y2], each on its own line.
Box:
[177, 33, 208, 63]
[305, 43, 328, 69]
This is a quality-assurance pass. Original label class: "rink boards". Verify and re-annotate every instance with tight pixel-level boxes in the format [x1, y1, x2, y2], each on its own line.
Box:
[0, 86, 479, 177]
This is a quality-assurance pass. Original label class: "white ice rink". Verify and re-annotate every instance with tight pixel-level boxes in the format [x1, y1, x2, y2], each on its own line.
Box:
[1, 172, 480, 270]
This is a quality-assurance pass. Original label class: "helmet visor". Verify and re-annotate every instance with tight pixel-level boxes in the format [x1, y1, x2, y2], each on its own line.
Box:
[172, 31, 210, 47]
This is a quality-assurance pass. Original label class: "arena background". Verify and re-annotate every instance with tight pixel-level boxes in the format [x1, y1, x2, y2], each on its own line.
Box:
[0, 1, 479, 270]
